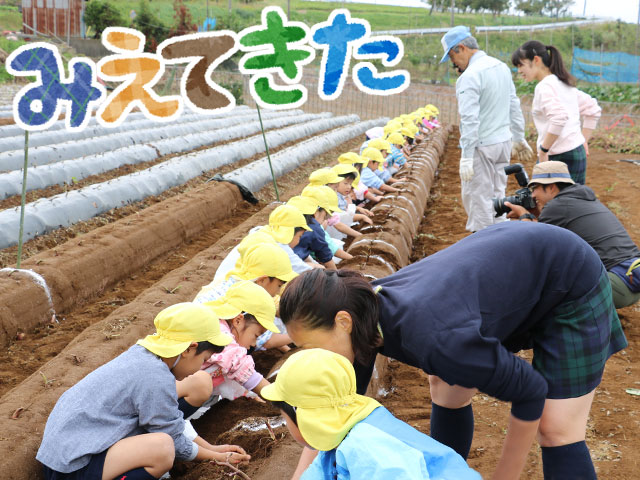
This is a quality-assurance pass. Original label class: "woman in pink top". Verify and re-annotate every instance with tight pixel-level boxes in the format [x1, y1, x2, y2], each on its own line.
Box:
[512, 41, 601, 184]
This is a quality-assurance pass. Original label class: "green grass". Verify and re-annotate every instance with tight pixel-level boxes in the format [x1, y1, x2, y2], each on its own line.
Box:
[0, 5, 22, 31]
[105, 0, 568, 32]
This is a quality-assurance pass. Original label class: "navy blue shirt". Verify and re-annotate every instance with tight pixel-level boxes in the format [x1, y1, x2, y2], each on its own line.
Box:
[293, 218, 333, 264]
[367, 222, 603, 421]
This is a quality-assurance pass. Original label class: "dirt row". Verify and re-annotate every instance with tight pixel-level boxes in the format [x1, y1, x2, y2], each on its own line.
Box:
[186, 131, 640, 480]
[0, 134, 365, 398]
[0, 119, 357, 269]
[0, 130, 379, 477]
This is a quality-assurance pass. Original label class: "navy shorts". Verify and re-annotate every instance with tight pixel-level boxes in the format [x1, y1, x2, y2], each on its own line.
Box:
[42, 451, 107, 480]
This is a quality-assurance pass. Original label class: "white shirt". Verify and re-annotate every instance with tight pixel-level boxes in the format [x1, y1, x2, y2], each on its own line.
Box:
[456, 51, 525, 158]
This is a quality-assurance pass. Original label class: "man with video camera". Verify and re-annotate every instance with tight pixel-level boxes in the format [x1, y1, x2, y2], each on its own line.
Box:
[505, 161, 640, 309]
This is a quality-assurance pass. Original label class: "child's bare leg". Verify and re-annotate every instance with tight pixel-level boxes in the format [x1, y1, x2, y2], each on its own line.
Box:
[176, 370, 212, 407]
[102, 433, 174, 480]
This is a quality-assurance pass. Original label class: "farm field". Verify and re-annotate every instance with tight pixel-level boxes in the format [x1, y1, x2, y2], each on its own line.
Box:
[0, 91, 638, 480]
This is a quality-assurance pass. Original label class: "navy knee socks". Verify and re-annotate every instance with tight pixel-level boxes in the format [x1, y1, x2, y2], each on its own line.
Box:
[429, 403, 474, 459]
[115, 466, 157, 480]
[541, 441, 596, 479]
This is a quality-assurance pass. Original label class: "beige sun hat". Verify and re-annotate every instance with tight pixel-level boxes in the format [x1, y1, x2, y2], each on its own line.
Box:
[528, 161, 575, 187]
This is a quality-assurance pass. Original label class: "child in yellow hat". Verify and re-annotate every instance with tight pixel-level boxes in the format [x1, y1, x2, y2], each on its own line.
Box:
[207, 204, 308, 291]
[365, 138, 401, 185]
[360, 147, 399, 194]
[176, 281, 278, 422]
[299, 185, 353, 266]
[308, 168, 371, 241]
[37, 303, 249, 480]
[337, 152, 383, 204]
[385, 131, 408, 174]
[262, 349, 481, 480]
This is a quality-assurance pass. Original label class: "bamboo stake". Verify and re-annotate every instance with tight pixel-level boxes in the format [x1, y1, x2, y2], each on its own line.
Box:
[17, 130, 29, 268]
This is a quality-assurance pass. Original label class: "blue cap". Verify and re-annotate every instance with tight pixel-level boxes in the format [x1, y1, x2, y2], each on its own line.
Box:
[439, 26, 471, 64]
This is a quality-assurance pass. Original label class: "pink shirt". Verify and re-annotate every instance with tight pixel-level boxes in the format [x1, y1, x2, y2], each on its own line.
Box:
[201, 320, 263, 390]
[532, 74, 601, 155]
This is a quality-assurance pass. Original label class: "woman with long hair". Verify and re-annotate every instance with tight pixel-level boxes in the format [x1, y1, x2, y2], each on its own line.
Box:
[278, 222, 625, 479]
[512, 40, 601, 184]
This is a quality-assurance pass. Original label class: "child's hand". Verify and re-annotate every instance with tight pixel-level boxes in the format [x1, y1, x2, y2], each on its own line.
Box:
[362, 215, 373, 225]
[214, 446, 251, 464]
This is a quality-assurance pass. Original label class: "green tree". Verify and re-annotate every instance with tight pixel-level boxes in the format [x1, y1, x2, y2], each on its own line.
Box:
[471, 0, 511, 16]
[84, 0, 124, 39]
[544, 0, 574, 18]
[132, 0, 167, 51]
[515, 0, 546, 16]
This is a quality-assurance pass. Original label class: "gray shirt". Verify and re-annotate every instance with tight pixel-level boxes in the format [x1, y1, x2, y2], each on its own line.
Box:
[538, 184, 640, 270]
[37, 344, 197, 473]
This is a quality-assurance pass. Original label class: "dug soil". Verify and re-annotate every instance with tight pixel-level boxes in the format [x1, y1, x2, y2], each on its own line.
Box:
[169, 130, 640, 480]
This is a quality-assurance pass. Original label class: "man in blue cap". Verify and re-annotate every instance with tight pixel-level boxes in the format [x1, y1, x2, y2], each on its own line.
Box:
[440, 25, 532, 233]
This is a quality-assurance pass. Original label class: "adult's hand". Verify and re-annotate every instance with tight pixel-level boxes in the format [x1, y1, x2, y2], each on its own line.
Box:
[583, 141, 590, 157]
[512, 140, 534, 162]
[537, 149, 549, 162]
[504, 202, 529, 219]
[459, 157, 474, 182]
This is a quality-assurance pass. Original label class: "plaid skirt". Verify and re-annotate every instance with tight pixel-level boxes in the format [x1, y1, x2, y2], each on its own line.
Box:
[549, 144, 587, 184]
[531, 267, 627, 399]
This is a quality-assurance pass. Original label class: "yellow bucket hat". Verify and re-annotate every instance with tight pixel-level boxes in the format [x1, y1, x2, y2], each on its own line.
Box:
[331, 163, 360, 188]
[361, 147, 384, 171]
[400, 126, 415, 139]
[266, 204, 311, 244]
[338, 152, 367, 165]
[383, 123, 401, 136]
[386, 132, 405, 146]
[137, 302, 233, 357]
[287, 195, 319, 215]
[204, 280, 279, 333]
[309, 168, 342, 186]
[261, 349, 381, 451]
[301, 185, 343, 214]
[229, 240, 297, 283]
[367, 138, 391, 153]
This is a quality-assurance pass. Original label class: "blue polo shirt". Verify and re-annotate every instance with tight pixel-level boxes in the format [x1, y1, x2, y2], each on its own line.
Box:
[293, 218, 333, 264]
[360, 166, 384, 189]
[367, 222, 604, 421]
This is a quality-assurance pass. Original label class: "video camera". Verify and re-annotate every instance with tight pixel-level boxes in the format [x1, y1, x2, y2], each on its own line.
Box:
[493, 163, 536, 217]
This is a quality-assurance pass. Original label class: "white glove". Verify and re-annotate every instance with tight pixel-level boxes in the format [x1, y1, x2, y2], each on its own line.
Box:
[512, 140, 534, 162]
[459, 157, 474, 182]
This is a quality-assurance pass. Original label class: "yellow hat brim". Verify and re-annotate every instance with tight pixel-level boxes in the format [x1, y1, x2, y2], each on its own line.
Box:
[204, 301, 280, 334]
[137, 330, 232, 358]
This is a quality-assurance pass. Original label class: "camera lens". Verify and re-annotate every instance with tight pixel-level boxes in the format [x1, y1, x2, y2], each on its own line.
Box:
[493, 195, 517, 217]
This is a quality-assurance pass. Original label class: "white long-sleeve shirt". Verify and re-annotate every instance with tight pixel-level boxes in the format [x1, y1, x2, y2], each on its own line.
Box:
[456, 50, 525, 158]
[532, 74, 601, 155]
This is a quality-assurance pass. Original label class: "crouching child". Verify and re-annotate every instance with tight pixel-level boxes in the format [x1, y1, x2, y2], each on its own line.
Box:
[36, 303, 250, 480]
[262, 349, 481, 480]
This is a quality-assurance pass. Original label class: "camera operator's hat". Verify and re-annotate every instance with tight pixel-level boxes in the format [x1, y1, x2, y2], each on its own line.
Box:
[440, 26, 472, 63]
[528, 161, 575, 187]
